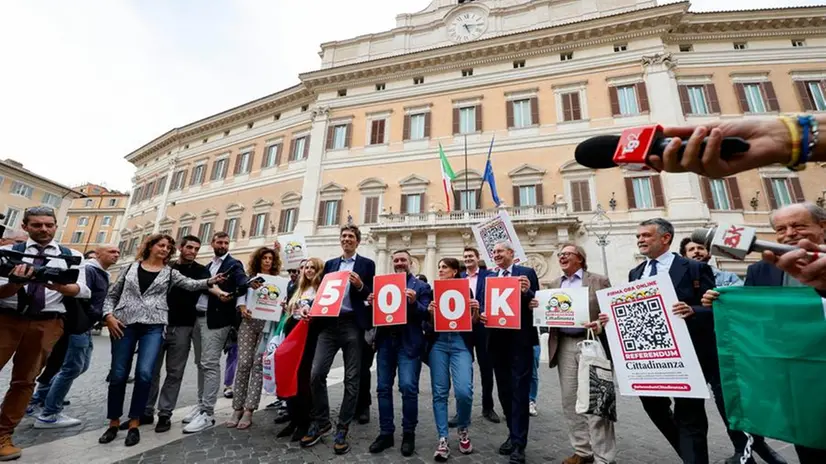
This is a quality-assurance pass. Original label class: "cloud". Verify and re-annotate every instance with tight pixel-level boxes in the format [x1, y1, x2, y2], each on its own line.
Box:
[0, 0, 818, 191]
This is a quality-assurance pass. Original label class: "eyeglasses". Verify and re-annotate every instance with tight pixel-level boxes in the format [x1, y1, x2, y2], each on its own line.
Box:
[558, 252, 579, 258]
[288, 269, 299, 274]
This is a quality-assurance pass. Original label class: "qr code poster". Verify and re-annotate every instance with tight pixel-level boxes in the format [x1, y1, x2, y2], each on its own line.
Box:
[597, 277, 709, 399]
[533, 287, 591, 328]
[471, 210, 527, 270]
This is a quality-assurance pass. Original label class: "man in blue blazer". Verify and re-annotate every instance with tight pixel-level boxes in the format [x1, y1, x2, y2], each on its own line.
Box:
[629, 219, 715, 464]
[367, 249, 432, 457]
[456, 246, 500, 424]
[483, 240, 539, 464]
[301, 225, 376, 456]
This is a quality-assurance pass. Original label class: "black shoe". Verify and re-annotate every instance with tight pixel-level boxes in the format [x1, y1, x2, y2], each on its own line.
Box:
[482, 409, 501, 424]
[357, 409, 370, 425]
[401, 432, 416, 457]
[274, 410, 291, 424]
[300, 422, 332, 448]
[124, 428, 140, 447]
[98, 426, 118, 444]
[155, 416, 171, 433]
[127, 376, 134, 384]
[499, 438, 514, 456]
[448, 414, 459, 428]
[752, 441, 789, 464]
[265, 401, 280, 410]
[291, 426, 307, 443]
[62, 400, 70, 406]
[333, 425, 350, 455]
[509, 446, 526, 464]
[369, 434, 394, 454]
[276, 423, 296, 439]
[725, 453, 755, 464]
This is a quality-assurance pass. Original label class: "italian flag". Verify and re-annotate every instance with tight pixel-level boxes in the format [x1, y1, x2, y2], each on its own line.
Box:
[439, 143, 456, 211]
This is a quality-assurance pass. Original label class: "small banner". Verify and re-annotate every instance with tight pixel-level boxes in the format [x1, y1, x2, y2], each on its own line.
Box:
[248, 275, 291, 322]
[533, 287, 591, 328]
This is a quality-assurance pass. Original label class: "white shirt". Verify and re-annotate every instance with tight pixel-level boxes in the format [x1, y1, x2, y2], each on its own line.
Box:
[497, 263, 515, 277]
[196, 253, 245, 311]
[0, 239, 90, 313]
[642, 250, 675, 279]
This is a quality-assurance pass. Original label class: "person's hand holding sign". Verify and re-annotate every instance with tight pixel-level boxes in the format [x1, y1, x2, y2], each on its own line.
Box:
[428, 301, 436, 315]
[470, 299, 481, 323]
[584, 313, 610, 333]
[519, 275, 530, 293]
[406, 289, 417, 304]
[701, 290, 720, 307]
[672, 301, 695, 319]
[349, 272, 364, 290]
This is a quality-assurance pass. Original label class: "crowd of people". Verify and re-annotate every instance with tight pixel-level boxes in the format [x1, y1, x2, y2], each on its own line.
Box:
[0, 116, 824, 463]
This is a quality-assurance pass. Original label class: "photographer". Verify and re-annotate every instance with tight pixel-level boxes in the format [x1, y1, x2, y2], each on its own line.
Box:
[0, 206, 90, 462]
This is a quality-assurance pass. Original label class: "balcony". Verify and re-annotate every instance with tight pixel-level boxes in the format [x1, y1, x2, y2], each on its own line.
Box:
[370, 203, 580, 233]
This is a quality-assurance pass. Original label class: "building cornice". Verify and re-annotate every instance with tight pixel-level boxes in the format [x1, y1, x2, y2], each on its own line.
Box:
[0, 160, 83, 198]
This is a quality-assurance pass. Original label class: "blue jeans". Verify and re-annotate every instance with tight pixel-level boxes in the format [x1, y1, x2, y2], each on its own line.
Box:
[376, 335, 422, 435]
[107, 324, 165, 420]
[34, 332, 93, 416]
[429, 333, 473, 439]
[529, 344, 540, 402]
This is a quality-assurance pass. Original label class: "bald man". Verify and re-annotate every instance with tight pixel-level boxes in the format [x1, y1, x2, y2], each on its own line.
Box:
[30, 245, 118, 429]
[0, 229, 27, 247]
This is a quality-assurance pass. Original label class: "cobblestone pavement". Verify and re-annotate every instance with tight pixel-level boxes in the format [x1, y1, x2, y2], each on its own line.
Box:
[118, 364, 801, 464]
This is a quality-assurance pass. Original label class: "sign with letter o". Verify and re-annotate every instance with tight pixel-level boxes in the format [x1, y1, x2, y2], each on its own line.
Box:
[373, 273, 407, 327]
[434, 279, 472, 332]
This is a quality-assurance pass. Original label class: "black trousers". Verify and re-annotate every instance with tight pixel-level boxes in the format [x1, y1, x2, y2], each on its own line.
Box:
[471, 323, 495, 412]
[796, 445, 826, 464]
[285, 319, 318, 429]
[491, 340, 533, 448]
[640, 396, 709, 464]
[356, 338, 374, 414]
[35, 332, 70, 388]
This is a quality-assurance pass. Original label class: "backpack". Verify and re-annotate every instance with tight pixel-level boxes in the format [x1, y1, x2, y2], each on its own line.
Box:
[11, 242, 93, 333]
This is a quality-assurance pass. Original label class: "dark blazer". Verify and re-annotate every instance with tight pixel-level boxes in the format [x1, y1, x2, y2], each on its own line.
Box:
[460, 268, 494, 312]
[487, 264, 540, 347]
[744, 260, 784, 287]
[377, 273, 432, 358]
[629, 253, 716, 368]
[168, 260, 210, 327]
[321, 254, 376, 331]
[206, 254, 248, 330]
[546, 270, 611, 368]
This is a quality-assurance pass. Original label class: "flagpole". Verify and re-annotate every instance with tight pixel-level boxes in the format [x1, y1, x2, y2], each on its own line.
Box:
[464, 134, 469, 209]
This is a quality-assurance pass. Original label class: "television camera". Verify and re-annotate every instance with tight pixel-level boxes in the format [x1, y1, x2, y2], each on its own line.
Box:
[0, 212, 80, 285]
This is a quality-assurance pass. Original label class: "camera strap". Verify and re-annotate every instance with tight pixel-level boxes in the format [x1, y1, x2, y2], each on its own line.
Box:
[11, 242, 32, 314]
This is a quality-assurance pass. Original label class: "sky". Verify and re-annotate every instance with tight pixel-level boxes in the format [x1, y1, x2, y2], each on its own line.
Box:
[0, 0, 821, 192]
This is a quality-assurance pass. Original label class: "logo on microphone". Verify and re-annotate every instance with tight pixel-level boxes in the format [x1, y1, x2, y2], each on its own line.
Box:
[622, 133, 641, 155]
[613, 125, 662, 171]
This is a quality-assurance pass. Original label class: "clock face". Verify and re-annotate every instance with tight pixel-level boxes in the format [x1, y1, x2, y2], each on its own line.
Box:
[448, 11, 487, 43]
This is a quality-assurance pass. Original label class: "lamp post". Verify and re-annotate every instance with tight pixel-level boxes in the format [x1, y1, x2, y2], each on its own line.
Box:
[586, 204, 613, 277]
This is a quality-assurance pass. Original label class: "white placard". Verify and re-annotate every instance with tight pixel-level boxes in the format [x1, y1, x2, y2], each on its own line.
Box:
[533, 287, 591, 328]
[278, 234, 308, 269]
[471, 209, 527, 270]
[597, 276, 710, 399]
[248, 274, 291, 321]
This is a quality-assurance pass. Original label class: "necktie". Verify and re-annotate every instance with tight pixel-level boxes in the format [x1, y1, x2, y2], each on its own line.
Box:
[27, 245, 48, 312]
[649, 259, 658, 277]
[502, 269, 510, 277]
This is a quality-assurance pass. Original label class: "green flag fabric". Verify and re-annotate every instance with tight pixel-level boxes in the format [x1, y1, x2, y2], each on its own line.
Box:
[713, 286, 826, 449]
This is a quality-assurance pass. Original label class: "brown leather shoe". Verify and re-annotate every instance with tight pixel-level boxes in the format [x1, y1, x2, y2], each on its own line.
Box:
[0, 435, 22, 462]
[562, 454, 595, 464]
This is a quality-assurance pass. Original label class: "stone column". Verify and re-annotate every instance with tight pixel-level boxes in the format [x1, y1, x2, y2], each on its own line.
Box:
[376, 234, 389, 275]
[294, 107, 330, 236]
[641, 53, 708, 220]
[424, 232, 438, 281]
[153, 155, 179, 233]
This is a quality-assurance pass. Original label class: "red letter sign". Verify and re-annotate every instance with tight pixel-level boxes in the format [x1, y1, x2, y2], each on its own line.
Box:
[373, 274, 407, 327]
[309, 271, 350, 317]
[612, 125, 662, 171]
[485, 277, 521, 330]
[434, 279, 472, 332]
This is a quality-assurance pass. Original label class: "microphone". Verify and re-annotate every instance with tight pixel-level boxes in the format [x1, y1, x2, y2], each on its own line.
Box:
[690, 225, 821, 261]
[575, 125, 749, 170]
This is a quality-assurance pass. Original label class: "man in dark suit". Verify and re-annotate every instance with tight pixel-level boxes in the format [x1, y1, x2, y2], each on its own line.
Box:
[704, 203, 826, 464]
[483, 240, 539, 464]
[301, 225, 376, 456]
[629, 218, 715, 464]
[368, 249, 432, 457]
[452, 246, 500, 425]
[183, 231, 247, 434]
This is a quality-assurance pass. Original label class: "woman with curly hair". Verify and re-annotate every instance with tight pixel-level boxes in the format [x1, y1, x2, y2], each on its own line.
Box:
[99, 234, 229, 447]
[225, 247, 282, 429]
[276, 257, 324, 441]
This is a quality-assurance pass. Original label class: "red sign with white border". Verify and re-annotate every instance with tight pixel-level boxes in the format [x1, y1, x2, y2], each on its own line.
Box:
[373, 273, 408, 327]
[433, 279, 472, 332]
[485, 277, 521, 330]
[309, 271, 350, 317]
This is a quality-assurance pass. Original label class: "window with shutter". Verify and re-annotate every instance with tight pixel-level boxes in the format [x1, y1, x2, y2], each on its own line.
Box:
[511, 99, 533, 128]
[292, 137, 307, 161]
[560, 92, 582, 121]
[370, 119, 386, 145]
[795, 80, 826, 111]
[569, 180, 591, 212]
[363, 196, 380, 224]
[458, 106, 477, 134]
[615, 85, 640, 115]
[408, 114, 426, 140]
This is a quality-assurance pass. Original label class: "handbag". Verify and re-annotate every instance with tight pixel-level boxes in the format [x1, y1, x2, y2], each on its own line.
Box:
[575, 329, 617, 421]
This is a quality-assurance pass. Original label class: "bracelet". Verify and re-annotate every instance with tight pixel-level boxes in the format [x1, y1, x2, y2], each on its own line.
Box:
[810, 116, 820, 160]
[779, 116, 802, 171]
[798, 115, 812, 167]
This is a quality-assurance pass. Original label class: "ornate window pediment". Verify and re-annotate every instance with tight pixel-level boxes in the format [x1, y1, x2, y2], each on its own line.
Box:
[358, 177, 388, 195]
[453, 169, 483, 190]
[510, 164, 547, 186]
[179, 212, 196, 223]
[252, 198, 274, 213]
[281, 191, 302, 208]
[399, 174, 430, 194]
[319, 182, 347, 201]
[201, 208, 218, 220]
[158, 216, 176, 227]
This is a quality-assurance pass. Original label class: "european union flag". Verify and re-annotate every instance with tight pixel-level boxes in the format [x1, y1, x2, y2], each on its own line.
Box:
[482, 137, 501, 206]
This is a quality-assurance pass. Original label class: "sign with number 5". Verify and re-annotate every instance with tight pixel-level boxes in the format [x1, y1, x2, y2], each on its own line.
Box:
[434, 279, 472, 332]
[373, 274, 407, 327]
[310, 271, 350, 317]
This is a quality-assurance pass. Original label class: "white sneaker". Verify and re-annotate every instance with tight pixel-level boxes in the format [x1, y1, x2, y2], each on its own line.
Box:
[25, 404, 41, 418]
[181, 406, 201, 424]
[529, 401, 538, 417]
[183, 412, 215, 434]
[33, 413, 82, 429]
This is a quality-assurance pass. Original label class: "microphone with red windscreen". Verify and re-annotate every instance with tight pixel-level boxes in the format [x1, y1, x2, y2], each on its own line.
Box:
[574, 125, 750, 171]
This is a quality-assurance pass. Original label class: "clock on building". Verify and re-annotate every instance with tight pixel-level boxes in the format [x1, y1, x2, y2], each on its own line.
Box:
[447, 11, 487, 43]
